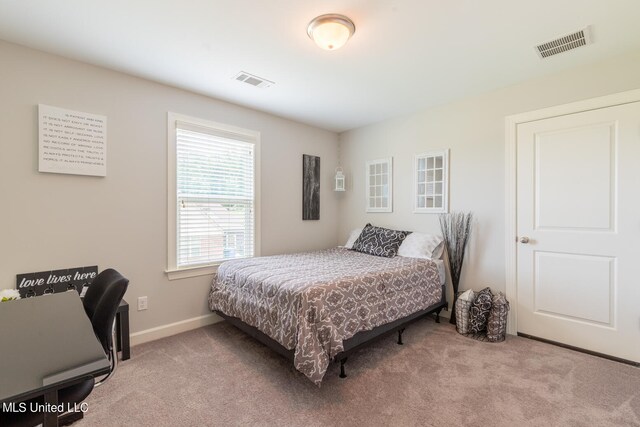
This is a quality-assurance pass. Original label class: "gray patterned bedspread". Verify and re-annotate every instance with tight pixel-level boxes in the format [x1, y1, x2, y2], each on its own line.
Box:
[208, 247, 442, 385]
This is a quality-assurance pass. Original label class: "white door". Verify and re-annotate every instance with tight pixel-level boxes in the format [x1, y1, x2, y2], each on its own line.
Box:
[516, 101, 640, 363]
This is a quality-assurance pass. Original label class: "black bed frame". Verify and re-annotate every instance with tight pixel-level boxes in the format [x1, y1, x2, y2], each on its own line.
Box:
[214, 283, 447, 379]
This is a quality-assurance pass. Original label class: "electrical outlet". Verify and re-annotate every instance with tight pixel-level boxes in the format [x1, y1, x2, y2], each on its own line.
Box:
[137, 296, 148, 311]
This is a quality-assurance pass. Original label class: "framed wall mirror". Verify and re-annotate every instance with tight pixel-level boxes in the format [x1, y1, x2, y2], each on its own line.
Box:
[414, 150, 449, 213]
[366, 157, 393, 213]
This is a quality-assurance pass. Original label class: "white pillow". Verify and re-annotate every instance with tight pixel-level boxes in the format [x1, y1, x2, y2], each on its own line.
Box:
[343, 228, 363, 249]
[397, 232, 444, 259]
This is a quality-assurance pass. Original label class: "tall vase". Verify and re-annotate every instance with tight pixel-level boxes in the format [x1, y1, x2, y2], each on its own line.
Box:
[439, 212, 473, 325]
[449, 278, 463, 325]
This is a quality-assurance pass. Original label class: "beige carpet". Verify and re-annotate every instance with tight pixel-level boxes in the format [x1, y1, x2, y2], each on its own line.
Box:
[79, 319, 640, 426]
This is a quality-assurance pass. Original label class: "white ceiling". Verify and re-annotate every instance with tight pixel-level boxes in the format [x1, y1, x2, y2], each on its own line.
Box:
[1, 0, 639, 132]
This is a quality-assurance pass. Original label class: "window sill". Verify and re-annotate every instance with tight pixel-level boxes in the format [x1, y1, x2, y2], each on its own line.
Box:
[165, 264, 220, 281]
[413, 209, 448, 214]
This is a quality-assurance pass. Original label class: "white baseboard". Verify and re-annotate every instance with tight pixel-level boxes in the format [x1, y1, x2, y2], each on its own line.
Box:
[130, 305, 452, 348]
[130, 313, 222, 346]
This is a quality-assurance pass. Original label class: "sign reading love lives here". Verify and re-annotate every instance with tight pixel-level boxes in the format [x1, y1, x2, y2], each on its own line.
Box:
[16, 266, 98, 298]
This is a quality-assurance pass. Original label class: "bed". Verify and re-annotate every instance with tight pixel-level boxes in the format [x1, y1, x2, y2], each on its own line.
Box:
[208, 247, 447, 385]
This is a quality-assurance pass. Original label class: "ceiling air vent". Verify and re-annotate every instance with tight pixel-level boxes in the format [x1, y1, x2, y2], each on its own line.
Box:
[535, 26, 592, 59]
[234, 71, 274, 88]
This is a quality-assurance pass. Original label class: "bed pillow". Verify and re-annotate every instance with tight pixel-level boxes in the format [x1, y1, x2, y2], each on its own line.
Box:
[469, 287, 493, 333]
[397, 232, 444, 260]
[343, 228, 363, 249]
[351, 223, 410, 258]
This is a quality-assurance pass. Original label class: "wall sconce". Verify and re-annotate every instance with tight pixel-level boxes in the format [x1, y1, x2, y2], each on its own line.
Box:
[334, 167, 346, 191]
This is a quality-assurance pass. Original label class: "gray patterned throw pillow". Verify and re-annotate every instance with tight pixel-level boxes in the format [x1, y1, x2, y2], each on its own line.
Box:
[351, 223, 410, 258]
[469, 287, 493, 333]
[487, 292, 510, 342]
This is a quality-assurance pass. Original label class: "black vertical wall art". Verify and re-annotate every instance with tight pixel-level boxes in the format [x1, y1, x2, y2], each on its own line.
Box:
[302, 154, 320, 220]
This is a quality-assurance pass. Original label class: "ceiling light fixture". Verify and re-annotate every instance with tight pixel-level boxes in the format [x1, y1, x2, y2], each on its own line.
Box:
[307, 14, 355, 51]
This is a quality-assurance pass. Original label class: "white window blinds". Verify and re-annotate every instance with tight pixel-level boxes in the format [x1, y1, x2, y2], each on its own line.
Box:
[175, 123, 255, 268]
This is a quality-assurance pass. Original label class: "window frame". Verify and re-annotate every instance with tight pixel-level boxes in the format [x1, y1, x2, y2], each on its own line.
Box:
[413, 149, 449, 214]
[365, 157, 393, 213]
[166, 112, 261, 280]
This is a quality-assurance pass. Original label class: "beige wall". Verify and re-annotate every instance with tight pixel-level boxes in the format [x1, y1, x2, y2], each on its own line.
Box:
[3, 37, 640, 337]
[0, 40, 339, 335]
[338, 50, 640, 307]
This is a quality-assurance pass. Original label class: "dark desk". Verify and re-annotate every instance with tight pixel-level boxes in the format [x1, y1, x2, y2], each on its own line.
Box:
[0, 291, 110, 426]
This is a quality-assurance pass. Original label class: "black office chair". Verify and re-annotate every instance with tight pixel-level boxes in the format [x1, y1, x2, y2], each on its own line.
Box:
[83, 268, 122, 319]
[0, 269, 129, 427]
[82, 268, 129, 384]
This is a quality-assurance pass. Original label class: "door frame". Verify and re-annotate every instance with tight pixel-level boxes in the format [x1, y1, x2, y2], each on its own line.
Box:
[504, 88, 640, 335]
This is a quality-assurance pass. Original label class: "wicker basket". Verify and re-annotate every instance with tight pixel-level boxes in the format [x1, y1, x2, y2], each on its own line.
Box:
[455, 289, 475, 334]
[486, 292, 510, 342]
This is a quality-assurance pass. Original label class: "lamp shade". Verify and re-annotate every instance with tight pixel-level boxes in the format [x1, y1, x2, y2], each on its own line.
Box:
[307, 14, 355, 51]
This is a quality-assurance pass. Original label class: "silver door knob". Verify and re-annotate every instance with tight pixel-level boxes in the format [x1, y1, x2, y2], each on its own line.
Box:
[519, 236, 530, 244]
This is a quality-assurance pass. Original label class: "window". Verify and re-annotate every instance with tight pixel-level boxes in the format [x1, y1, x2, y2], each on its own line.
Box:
[167, 113, 260, 279]
[366, 158, 392, 212]
[414, 150, 448, 213]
